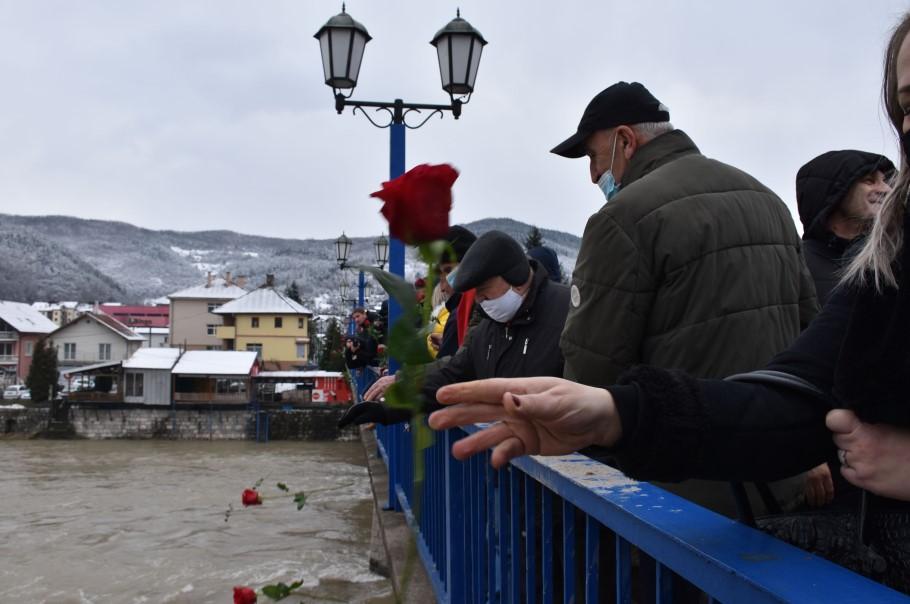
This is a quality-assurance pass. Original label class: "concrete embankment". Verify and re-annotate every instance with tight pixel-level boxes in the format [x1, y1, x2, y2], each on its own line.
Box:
[0, 405, 358, 441]
[360, 426, 435, 603]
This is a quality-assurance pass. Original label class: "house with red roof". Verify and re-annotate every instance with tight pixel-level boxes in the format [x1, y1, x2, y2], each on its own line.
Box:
[0, 301, 58, 386]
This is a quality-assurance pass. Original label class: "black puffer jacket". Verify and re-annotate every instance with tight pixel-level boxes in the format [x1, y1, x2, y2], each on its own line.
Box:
[422, 261, 569, 403]
[796, 150, 895, 305]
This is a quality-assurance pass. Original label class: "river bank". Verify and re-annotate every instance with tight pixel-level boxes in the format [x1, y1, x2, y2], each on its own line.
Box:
[0, 405, 357, 441]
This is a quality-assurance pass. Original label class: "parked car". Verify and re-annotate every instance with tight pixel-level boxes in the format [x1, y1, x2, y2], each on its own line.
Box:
[3, 384, 29, 400]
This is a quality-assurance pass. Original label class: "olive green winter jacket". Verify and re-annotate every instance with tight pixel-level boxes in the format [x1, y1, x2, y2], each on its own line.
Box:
[562, 130, 818, 387]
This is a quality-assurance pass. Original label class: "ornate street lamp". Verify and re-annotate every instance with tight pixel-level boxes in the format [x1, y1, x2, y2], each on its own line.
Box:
[431, 9, 487, 103]
[314, 4, 371, 94]
[334, 232, 352, 268]
[373, 234, 389, 270]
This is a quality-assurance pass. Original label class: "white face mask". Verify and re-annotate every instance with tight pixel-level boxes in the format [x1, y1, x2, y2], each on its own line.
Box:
[479, 288, 525, 323]
[597, 132, 621, 202]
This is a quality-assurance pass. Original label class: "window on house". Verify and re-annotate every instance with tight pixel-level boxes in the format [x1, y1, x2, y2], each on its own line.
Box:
[126, 373, 145, 397]
[274, 317, 283, 328]
[0, 342, 13, 357]
[25, 342, 33, 356]
[246, 343, 262, 358]
[296, 343, 307, 359]
[298, 318, 304, 329]
[206, 324, 217, 336]
[64, 343, 77, 360]
[251, 317, 259, 328]
[98, 343, 111, 361]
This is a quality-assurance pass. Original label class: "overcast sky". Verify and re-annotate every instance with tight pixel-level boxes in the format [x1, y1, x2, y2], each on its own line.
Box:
[1, 1, 907, 240]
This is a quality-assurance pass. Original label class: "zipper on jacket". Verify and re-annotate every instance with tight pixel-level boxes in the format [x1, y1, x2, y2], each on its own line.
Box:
[522, 338, 528, 355]
[486, 344, 492, 360]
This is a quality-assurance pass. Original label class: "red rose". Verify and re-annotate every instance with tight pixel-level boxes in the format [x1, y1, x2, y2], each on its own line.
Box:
[241, 489, 262, 507]
[370, 163, 458, 244]
[233, 586, 257, 604]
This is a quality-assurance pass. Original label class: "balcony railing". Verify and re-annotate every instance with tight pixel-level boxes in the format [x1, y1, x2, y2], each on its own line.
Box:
[0, 331, 19, 341]
[375, 422, 908, 603]
[174, 392, 249, 403]
[215, 325, 236, 339]
[0, 355, 17, 364]
[67, 391, 121, 403]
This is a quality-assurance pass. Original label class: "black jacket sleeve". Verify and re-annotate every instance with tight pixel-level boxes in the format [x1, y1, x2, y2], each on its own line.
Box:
[596, 286, 854, 483]
[420, 338, 478, 413]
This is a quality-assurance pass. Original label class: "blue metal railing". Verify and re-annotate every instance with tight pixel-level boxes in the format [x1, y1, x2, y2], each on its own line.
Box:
[375, 422, 909, 603]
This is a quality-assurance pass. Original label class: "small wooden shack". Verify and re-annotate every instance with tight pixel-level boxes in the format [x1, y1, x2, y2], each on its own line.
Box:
[122, 348, 182, 405]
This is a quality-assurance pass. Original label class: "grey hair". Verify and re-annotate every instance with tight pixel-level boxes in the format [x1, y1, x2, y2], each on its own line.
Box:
[631, 121, 675, 142]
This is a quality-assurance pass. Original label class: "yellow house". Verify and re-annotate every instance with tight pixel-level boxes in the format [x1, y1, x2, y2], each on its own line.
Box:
[212, 287, 312, 370]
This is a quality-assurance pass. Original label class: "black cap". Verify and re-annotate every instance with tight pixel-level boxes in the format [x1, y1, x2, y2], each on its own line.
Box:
[453, 231, 530, 292]
[444, 225, 477, 262]
[551, 82, 670, 158]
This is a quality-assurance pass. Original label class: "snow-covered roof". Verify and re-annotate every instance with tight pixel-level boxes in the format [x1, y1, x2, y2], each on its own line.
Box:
[167, 278, 247, 301]
[258, 371, 344, 379]
[123, 347, 182, 370]
[212, 287, 312, 315]
[0, 301, 58, 334]
[61, 360, 122, 376]
[53, 312, 146, 341]
[172, 351, 258, 376]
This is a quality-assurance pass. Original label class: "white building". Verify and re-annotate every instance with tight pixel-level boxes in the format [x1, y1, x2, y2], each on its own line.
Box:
[48, 312, 146, 368]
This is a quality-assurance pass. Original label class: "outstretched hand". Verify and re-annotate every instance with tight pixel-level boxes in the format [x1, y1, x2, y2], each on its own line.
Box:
[428, 376, 621, 469]
[827, 409, 910, 501]
[337, 401, 413, 429]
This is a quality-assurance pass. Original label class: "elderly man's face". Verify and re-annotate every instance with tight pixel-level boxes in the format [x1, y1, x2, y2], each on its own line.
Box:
[585, 127, 632, 186]
[474, 276, 511, 303]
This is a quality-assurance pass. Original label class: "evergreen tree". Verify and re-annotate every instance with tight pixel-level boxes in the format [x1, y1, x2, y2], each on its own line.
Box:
[285, 280, 302, 303]
[524, 225, 544, 250]
[25, 338, 58, 402]
[318, 318, 346, 372]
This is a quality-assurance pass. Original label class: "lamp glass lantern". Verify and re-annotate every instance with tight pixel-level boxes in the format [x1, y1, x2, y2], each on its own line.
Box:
[314, 6, 372, 92]
[335, 232, 352, 266]
[374, 234, 389, 269]
[431, 11, 488, 98]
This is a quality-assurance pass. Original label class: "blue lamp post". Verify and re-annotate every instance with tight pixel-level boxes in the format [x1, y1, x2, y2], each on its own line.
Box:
[316, 6, 487, 360]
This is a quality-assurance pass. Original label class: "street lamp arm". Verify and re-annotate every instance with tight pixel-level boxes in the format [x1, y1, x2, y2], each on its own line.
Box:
[335, 95, 463, 128]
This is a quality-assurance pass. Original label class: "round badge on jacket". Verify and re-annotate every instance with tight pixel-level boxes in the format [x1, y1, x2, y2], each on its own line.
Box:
[570, 284, 581, 308]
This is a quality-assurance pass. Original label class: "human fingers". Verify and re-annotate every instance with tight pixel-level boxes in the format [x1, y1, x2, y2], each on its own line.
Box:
[826, 409, 861, 435]
[491, 436, 527, 469]
[451, 422, 515, 461]
[428, 403, 509, 430]
[437, 377, 561, 406]
[364, 376, 394, 401]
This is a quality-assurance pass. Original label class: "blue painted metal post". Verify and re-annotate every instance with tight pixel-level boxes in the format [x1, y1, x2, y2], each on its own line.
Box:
[358, 270, 365, 307]
[384, 119, 405, 512]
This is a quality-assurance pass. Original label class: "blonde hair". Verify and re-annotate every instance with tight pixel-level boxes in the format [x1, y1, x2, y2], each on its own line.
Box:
[843, 12, 910, 290]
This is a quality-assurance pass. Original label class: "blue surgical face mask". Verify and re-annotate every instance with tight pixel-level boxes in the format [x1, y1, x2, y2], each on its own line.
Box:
[596, 133, 621, 202]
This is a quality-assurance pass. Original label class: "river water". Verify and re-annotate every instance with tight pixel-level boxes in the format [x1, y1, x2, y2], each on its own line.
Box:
[0, 440, 395, 603]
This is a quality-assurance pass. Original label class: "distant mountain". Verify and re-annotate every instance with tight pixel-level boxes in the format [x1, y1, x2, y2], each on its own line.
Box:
[0, 214, 580, 312]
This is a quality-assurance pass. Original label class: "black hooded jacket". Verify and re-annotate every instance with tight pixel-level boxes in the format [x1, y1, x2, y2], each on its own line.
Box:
[796, 150, 894, 305]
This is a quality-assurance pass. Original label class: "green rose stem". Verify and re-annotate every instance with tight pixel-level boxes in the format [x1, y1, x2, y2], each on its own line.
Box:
[357, 240, 447, 603]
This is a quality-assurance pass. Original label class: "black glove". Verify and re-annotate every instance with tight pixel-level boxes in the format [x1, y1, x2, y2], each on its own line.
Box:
[337, 401, 414, 428]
